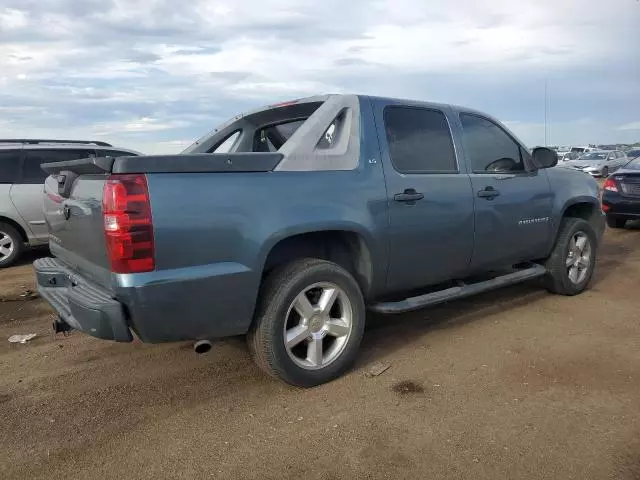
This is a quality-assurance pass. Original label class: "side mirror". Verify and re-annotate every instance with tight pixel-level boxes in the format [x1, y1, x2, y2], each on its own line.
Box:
[532, 147, 558, 169]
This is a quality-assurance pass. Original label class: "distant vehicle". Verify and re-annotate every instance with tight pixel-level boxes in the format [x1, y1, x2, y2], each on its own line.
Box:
[626, 149, 640, 161]
[563, 150, 628, 177]
[601, 156, 640, 228]
[0, 139, 141, 267]
[34, 94, 604, 387]
[571, 146, 597, 154]
[559, 152, 580, 162]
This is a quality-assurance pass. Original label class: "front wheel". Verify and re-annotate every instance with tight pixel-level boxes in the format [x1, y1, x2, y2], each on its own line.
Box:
[544, 218, 597, 296]
[248, 258, 365, 387]
[601, 166, 609, 177]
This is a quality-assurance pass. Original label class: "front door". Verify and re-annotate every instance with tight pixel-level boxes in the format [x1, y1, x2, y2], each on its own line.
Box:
[456, 112, 554, 271]
[373, 99, 475, 293]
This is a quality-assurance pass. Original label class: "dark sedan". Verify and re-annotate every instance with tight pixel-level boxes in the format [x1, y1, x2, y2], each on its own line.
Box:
[602, 156, 640, 228]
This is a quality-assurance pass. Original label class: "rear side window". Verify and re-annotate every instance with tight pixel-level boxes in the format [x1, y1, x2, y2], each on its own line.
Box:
[0, 150, 21, 184]
[22, 149, 96, 183]
[383, 106, 457, 173]
[460, 114, 525, 173]
[254, 120, 305, 152]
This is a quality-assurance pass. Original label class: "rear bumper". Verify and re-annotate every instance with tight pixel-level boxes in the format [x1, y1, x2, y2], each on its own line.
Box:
[602, 194, 640, 219]
[34, 257, 133, 342]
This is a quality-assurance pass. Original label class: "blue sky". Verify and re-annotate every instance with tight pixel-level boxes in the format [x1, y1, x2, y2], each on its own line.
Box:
[1, 0, 638, 154]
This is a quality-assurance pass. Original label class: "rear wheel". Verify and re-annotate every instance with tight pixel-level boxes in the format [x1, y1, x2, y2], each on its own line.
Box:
[248, 258, 365, 387]
[0, 223, 23, 268]
[544, 218, 597, 296]
[606, 216, 627, 229]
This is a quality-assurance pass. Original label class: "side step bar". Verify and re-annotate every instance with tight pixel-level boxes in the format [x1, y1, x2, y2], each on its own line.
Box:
[369, 264, 547, 314]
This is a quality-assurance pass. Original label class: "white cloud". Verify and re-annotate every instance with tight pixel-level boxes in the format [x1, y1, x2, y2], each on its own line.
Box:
[0, 0, 638, 153]
[617, 121, 640, 131]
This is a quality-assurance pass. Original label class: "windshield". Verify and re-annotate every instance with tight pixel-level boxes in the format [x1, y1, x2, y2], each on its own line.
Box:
[579, 153, 606, 160]
[571, 147, 585, 153]
[627, 150, 640, 159]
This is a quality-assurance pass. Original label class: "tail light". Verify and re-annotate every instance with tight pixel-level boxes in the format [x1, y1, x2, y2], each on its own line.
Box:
[102, 174, 155, 273]
[603, 178, 618, 193]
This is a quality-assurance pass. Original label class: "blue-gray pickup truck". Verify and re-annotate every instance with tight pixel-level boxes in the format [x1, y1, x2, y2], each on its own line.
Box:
[35, 94, 605, 387]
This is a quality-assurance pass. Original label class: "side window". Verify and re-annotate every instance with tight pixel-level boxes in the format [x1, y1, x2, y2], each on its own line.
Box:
[22, 149, 95, 183]
[383, 106, 457, 173]
[459, 114, 525, 173]
[212, 131, 241, 154]
[0, 150, 21, 184]
[254, 120, 305, 152]
[316, 110, 347, 150]
[607, 152, 615, 161]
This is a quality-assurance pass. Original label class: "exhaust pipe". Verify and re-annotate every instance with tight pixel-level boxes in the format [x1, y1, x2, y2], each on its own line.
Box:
[193, 340, 212, 354]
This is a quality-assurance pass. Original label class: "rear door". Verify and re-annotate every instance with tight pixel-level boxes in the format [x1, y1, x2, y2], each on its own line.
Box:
[11, 148, 96, 241]
[373, 99, 475, 293]
[455, 111, 553, 271]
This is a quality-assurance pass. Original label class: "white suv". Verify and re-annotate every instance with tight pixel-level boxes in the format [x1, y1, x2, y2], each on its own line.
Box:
[0, 139, 141, 267]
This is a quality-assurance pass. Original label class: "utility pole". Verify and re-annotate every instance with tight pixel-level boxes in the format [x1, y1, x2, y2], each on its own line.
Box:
[544, 79, 549, 147]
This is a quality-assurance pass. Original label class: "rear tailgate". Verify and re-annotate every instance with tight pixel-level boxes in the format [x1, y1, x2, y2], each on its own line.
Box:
[41, 152, 284, 289]
[42, 157, 114, 289]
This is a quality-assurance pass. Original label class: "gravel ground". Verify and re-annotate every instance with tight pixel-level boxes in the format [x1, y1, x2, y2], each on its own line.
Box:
[1, 225, 639, 480]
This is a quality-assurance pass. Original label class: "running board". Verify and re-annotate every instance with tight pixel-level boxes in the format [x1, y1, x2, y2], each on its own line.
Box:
[369, 264, 547, 314]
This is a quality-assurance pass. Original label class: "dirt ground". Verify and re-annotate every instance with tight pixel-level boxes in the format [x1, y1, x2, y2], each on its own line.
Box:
[1, 226, 639, 480]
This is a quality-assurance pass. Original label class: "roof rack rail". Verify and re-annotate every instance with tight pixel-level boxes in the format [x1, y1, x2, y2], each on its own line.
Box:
[0, 139, 112, 147]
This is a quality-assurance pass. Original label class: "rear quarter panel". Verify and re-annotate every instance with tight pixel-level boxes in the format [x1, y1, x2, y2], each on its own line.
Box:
[117, 164, 388, 341]
[0, 185, 33, 241]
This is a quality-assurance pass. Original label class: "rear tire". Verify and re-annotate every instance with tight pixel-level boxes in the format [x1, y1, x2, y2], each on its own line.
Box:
[248, 258, 365, 387]
[0, 222, 23, 268]
[544, 218, 597, 296]
[606, 216, 626, 229]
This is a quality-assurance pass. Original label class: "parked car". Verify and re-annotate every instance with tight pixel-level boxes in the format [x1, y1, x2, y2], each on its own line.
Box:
[570, 146, 597, 154]
[626, 149, 640, 161]
[563, 150, 628, 177]
[34, 94, 605, 387]
[559, 151, 580, 162]
[0, 139, 141, 267]
[601, 156, 640, 228]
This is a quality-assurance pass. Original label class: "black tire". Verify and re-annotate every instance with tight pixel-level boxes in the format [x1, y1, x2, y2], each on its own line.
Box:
[601, 166, 609, 178]
[0, 222, 24, 268]
[606, 216, 626, 229]
[248, 258, 366, 387]
[544, 218, 597, 296]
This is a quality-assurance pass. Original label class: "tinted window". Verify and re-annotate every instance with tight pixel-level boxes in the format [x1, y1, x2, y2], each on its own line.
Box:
[460, 114, 524, 173]
[0, 150, 21, 183]
[624, 158, 640, 170]
[23, 149, 95, 183]
[383, 106, 457, 173]
[254, 120, 305, 152]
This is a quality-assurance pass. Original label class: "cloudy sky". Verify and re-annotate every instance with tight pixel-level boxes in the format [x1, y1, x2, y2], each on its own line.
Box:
[1, 0, 639, 154]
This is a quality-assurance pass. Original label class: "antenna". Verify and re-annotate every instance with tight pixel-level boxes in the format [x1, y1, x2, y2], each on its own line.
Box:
[544, 80, 549, 147]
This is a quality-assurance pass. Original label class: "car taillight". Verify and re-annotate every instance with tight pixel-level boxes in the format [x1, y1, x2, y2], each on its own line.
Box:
[603, 178, 618, 193]
[102, 174, 155, 273]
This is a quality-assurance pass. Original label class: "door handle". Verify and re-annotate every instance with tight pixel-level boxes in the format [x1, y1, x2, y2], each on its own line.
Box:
[394, 189, 424, 202]
[477, 187, 500, 199]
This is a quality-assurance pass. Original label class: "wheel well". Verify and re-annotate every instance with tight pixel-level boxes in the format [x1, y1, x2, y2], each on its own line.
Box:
[0, 216, 28, 243]
[563, 202, 597, 222]
[263, 231, 373, 297]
